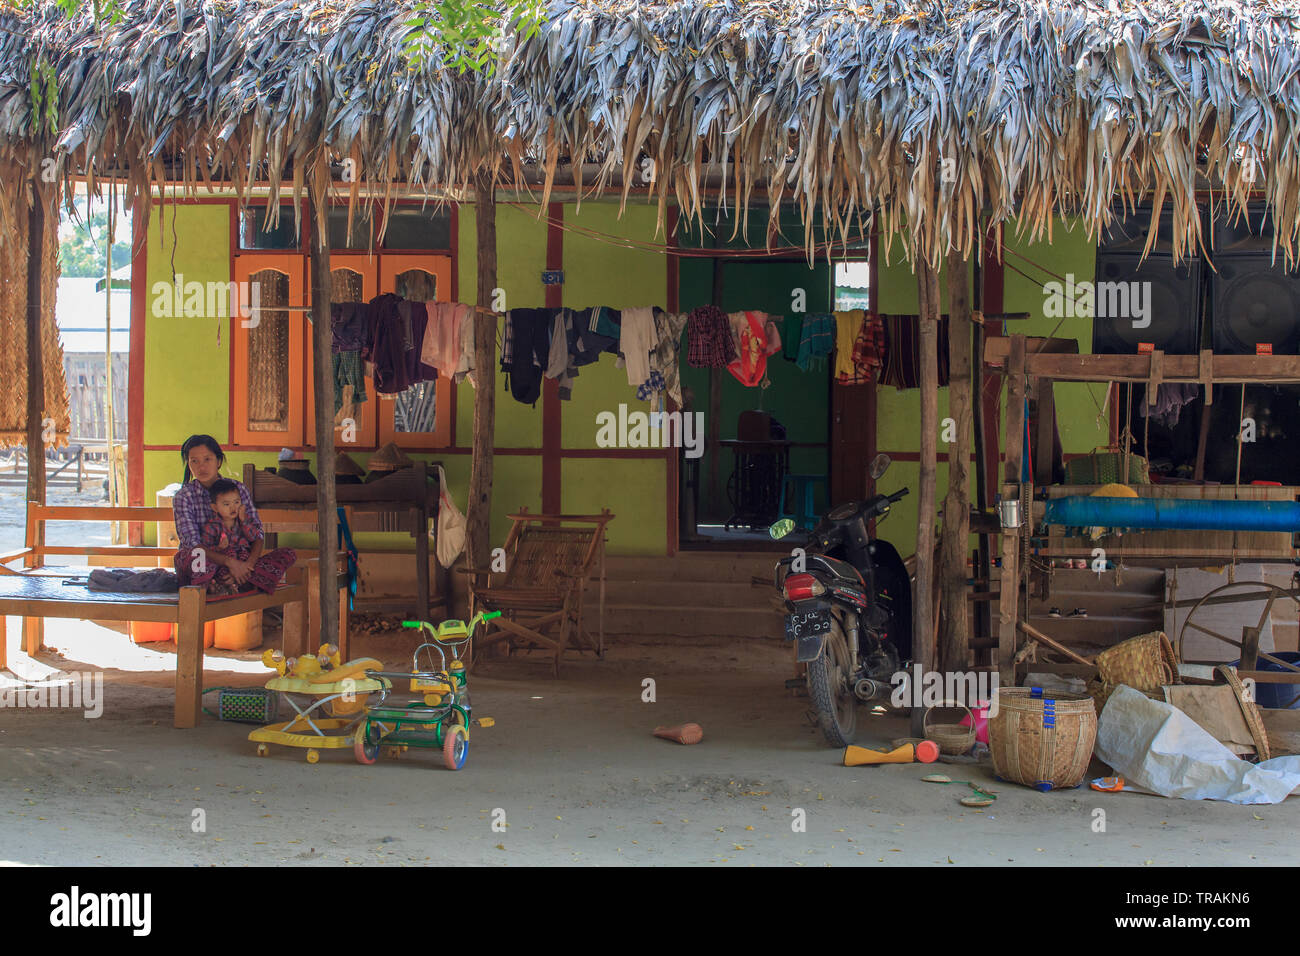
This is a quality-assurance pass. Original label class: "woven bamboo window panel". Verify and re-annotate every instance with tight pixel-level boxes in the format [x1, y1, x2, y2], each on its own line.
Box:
[331, 267, 363, 303]
[246, 269, 290, 431]
[393, 268, 438, 435]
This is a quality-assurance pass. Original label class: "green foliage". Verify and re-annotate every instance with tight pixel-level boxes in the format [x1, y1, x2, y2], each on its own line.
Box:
[28, 57, 57, 136]
[405, 0, 547, 75]
[59, 211, 131, 278]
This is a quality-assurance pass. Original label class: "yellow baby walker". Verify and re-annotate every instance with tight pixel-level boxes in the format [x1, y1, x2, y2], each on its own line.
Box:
[249, 644, 391, 763]
[354, 611, 499, 770]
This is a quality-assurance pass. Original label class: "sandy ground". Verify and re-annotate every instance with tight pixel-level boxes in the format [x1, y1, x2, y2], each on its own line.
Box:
[2, 617, 1298, 868]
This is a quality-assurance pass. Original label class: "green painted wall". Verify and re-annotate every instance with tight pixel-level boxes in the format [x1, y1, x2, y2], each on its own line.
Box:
[139, 200, 669, 555]
[872, 219, 1105, 556]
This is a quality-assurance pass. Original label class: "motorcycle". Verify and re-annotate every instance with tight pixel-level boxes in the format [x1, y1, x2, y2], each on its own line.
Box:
[770, 453, 912, 746]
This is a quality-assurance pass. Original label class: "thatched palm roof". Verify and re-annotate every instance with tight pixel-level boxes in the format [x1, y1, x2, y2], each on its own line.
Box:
[1, 0, 1299, 264]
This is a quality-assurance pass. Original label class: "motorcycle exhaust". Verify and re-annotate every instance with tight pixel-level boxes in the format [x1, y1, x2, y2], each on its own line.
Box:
[853, 678, 892, 702]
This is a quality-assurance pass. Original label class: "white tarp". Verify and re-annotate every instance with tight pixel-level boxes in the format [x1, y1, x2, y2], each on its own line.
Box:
[1095, 686, 1300, 804]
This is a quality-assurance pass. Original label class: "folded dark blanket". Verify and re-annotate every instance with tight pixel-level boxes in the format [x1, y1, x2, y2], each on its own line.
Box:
[87, 568, 179, 593]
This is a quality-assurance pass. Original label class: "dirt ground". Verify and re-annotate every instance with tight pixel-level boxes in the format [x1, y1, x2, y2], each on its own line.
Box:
[1, 618, 1298, 867]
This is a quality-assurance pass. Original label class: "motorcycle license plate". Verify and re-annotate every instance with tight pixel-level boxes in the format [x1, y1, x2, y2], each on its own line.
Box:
[785, 608, 832, 641]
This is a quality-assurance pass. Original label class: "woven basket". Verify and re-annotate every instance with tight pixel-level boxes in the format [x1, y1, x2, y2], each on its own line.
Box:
[1064, 447, 1150, 486]
[1095, 631, 1177, 690]
[989, 687, 1097, 791]
[1217, 665, 1271, 762]
[923, 704, 976, 755]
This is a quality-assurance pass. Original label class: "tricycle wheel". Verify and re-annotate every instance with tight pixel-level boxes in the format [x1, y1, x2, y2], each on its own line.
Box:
[354, 728, 380, 765]
[306, 749, 320, 764]
[255, 743, 269, 758]
[442, 725, 469, 770]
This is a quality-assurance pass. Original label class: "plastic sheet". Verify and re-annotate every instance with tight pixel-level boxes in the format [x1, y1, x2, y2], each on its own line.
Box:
[1095, 686, 1300, 804]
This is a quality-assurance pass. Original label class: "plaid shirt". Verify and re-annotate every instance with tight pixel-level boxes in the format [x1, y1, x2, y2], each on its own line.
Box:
[686, 306, 736, 368]
[199, 515, 261, 561]
[173, 478, 262, 551]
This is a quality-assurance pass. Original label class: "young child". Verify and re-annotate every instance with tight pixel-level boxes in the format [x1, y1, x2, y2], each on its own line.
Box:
[180, 479, 296, 595]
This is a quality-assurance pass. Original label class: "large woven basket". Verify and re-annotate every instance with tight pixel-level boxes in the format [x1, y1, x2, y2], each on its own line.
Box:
[989, 688, 1097, 791]
[1091, 631, 1178, 712]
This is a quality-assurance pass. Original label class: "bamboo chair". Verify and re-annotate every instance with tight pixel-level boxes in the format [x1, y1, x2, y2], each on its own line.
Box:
[462, 509, 613, 677]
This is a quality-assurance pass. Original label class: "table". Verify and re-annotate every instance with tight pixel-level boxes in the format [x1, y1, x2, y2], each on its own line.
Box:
[0, 568, 308, 728]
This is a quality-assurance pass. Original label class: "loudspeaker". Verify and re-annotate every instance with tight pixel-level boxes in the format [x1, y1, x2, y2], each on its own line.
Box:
[1211, 258, 1300, 355]
[1209, 202, 1300, 355]
[1100, 204, 1178, 255]
[1092, 253, 1202, 354]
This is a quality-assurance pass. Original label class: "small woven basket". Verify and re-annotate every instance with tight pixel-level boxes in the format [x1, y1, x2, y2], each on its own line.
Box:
[923, 704, 976, 755]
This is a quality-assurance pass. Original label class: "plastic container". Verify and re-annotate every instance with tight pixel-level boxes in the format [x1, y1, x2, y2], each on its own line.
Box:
[130, 621, 173, 644]
[959, 700, 992, 745]
[214, 612, 262, 651]
[1234, 652, 1300, 710]
[130, 621, 216, 647]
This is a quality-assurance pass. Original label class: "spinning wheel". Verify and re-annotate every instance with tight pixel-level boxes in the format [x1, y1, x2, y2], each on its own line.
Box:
[1177, 581, 1300, 693]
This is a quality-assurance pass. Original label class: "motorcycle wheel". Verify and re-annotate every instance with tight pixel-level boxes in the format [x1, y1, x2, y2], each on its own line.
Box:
[806, 616, 857, 746]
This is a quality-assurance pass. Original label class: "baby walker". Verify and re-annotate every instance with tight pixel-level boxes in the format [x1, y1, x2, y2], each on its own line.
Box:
[354, 611, 499, 770]
[248, 644, 391, 763]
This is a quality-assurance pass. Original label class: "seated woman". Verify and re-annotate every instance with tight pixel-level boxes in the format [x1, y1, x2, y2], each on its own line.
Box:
[172, 435, 296, 595]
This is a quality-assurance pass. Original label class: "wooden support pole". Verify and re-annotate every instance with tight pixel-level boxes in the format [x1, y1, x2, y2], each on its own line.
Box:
[25, 179, 47, 508]
[467, 171, 498, 571]
[998, 335, 1027, 685]
[939, 249, 972, 672]
[706, 258, 724, 520]
[307, 166, 338, 651]
[915, 259, 940, 673]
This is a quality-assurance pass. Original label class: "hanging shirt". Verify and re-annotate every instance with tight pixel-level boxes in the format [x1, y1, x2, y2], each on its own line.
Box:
[620, 307, 657, 387]
[686, 305, 735, 368]
[649, 309, 689, 407]
[501, 308, 552, 405]
[726, 310, 769, 387]
[545, 309, 579, 400]
[420, 301, 470, 375]
[453, 307, 479, 386]
[797, 313, 834, 371]
[832, 309, 865, 382]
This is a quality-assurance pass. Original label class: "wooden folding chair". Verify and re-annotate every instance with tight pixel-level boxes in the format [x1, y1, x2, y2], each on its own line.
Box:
[462, 509, 613, 677]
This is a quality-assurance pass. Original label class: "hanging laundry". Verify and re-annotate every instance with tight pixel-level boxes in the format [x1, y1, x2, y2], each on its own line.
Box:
[836, 311, 885, 385]
[501, 308, 553, 405]
[1141, 382, 1200, 428]
[332, 349, 366, 420]
[783, 313, 803, 362]
[649, 309, 688, 407]
[620, 307, 657, 387]
[545, 308, 579, 400]
[569, 306, 622, 366]
[420, 301, 471, 375]
[878, 314, 951, 390]
[763, 316, 783, 357]
[686, 305, 736, 368]
[453, 306, 479, 386]
[727, 310, 769, 387]
[797, 312, 834, 371]
[368, 293, 415, 394]
[399, 299, 437, 382]
[331, 302, 369, 353]
[832, 309, 865, 382]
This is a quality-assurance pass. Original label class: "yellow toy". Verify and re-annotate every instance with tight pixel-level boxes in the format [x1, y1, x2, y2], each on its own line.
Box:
[249, 644, 391, 763]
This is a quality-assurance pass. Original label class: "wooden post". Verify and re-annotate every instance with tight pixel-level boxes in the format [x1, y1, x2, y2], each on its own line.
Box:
[706, 257, 725, 520]
[998, 335, 1027, 685]
[308, 166, 338, 651]
[467, 170, 498, 571]
[174, 587, 205, 728]
[939, 248, 972, 672]
[915, 259, 940, 673]
[25, 179, 46, 508]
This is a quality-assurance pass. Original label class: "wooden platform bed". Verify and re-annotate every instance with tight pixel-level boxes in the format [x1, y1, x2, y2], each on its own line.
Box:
[0, 505, 347, 728]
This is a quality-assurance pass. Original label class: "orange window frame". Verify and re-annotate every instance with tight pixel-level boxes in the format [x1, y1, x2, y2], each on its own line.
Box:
[376, 254, 453, 449]
[305, 254, 379, 448]
[231, 253, 306, 447]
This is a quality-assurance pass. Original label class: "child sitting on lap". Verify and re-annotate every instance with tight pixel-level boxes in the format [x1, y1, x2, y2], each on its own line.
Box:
[178, 479, 296, 595]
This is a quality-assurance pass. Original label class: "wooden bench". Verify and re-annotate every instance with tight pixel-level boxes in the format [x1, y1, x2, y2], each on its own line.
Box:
[0, 504, 349, 727]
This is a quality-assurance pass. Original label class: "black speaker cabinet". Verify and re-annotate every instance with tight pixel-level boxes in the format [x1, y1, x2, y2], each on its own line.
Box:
[1211, 257, 1300, 355]
[1101, 204, 1178, 255]
[1092, 253, 1202, 354]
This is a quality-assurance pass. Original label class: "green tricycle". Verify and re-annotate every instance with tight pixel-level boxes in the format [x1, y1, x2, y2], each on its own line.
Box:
[353, 611, 500, 770]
